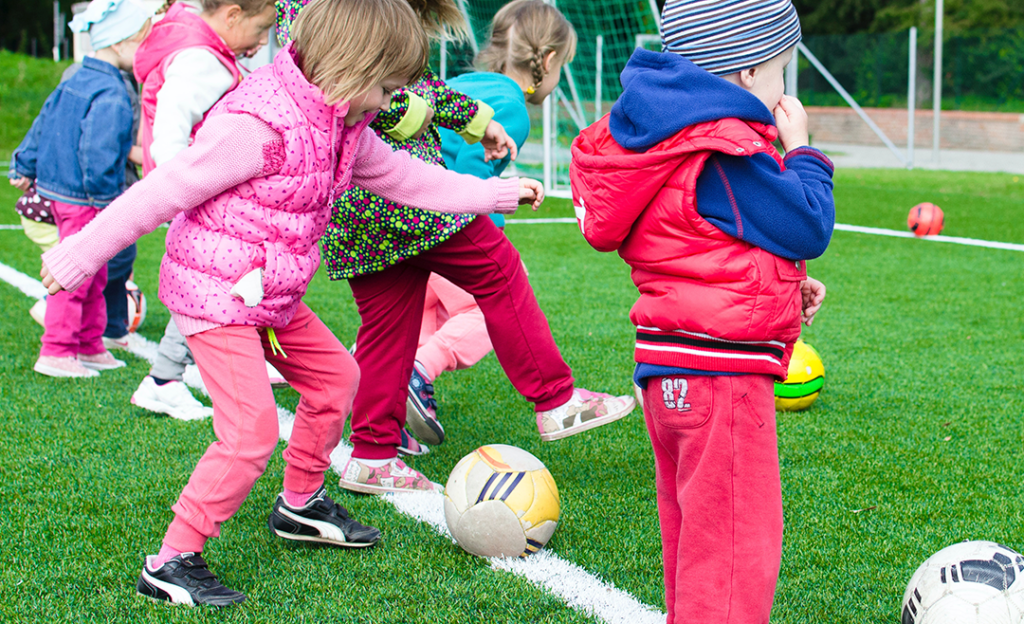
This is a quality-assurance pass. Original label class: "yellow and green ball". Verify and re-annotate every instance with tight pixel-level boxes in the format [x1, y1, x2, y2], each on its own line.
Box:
[774, 340, 825, 411]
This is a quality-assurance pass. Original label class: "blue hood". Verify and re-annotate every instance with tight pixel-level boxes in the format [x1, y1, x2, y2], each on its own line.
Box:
[610, 48, 776, 152]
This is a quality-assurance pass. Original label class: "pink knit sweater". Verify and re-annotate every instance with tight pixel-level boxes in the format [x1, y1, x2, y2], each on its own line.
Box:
[42, 111, 520, 333]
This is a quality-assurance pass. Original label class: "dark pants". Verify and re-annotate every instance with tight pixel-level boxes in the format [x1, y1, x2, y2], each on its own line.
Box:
[347, 216, 575, 459]
[102, 243, 137, 338]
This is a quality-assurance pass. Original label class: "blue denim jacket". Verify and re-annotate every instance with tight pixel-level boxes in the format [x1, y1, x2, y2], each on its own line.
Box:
[10, 56, 134, 207]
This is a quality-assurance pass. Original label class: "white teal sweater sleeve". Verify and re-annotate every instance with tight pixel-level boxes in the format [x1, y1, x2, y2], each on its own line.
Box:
[150, 48, 236, 166]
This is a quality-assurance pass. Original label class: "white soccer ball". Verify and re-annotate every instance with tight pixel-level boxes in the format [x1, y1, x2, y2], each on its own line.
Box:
[443, 444, 560, 558]
[902, 540, 1024, 624]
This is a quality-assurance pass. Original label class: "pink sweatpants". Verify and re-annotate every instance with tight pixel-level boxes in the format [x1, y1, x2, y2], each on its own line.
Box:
[641, 374, 783, 624]
[163, 303, 359, 553]
[40, 200, 107, 358]
[416, 273, 493, 381]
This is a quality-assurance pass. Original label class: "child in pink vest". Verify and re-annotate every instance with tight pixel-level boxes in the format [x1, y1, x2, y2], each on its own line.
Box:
[128, 0, 276, 421]
[40, 0, 542, 607]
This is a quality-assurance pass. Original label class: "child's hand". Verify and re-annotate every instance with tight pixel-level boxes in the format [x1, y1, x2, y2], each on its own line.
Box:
[128, 145, 144, 166]
[481, 120, 517, 163]
[41, 262, 66, 296]
[517, 178, 544, 211]
[412, 106, 435, 140]
[9, 176, 31, 192]
[774, 95, 810, 153]
[799, 276, 826, 326]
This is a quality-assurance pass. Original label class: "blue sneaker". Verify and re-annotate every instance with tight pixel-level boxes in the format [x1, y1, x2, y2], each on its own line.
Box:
[405, 362, 444, 445]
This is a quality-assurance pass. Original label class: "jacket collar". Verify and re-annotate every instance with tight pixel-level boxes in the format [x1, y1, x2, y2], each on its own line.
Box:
[81, 55, 123, 78]
[275, 44, 348, 133]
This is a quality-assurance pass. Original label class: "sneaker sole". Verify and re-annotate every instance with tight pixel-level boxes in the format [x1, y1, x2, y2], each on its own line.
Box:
[130, 395, 212, 421]
[539, 398, 637, 442]
[79, 360, 126, 371]
[405, 396, 444, 445]
[338, 477, 443, 496]
[33, 362, 99, 378]
[269, 509, 379, 548]
[397, 443, 430, 457]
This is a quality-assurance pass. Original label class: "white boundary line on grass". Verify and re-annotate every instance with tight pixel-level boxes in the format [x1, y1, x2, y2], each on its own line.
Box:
[505, 218, 1024, 253]
[0, 259, 665, 624]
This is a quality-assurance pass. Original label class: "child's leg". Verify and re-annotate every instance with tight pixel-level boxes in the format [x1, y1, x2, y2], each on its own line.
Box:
[412, 217, 574, 411]
[415, 273, 492, 380]
[347, 262, 431, 459]
[76, 261, 109, 356]
[150, 319, 193, 381]
[40, 201, 103, 358]
[259, 303, 358, 493]
[162, 325, 281, 553]
[102, 243, 137, 339]
[642, 374, 782, 624]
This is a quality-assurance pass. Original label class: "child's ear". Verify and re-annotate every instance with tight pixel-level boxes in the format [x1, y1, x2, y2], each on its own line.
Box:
[738, 66, 757, 90]
[542, 50, 558, 73]
[224, 3, 244, 26]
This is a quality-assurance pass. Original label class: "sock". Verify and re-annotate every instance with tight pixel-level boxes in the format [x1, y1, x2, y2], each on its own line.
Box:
[283, 488, 318, 508]
[354, 456, 396, 468]
[151, 543, 184, 570]
[151, 376, 173, 386]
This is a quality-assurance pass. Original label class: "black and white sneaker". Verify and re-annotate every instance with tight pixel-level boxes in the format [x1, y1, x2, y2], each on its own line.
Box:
[136, 553, 246, 607]
[268, 486, 381, 548]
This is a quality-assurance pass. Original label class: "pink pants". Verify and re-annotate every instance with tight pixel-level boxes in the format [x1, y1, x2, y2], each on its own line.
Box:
[163, 303, 359, 552]
[40, 201, 107, 358]
[416, 273, 493, 381]
[347, 216, 574, 460]
[642, 374, 783, 624]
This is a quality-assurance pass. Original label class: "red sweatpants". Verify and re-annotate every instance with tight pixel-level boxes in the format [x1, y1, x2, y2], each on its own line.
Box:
[347, 216, 574, 460]
[163, 304, 359, 552]
[642, 374, 783, 624]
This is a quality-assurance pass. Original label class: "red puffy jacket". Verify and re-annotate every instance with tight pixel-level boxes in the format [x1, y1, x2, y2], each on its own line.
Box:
[570, 116, 805, 379]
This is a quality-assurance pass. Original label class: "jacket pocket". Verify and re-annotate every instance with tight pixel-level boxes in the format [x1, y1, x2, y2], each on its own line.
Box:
[650, 376, 714, 430]
[774, 256, 807, 282]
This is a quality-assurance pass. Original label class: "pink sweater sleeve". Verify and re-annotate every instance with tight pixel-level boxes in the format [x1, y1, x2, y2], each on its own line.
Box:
[350, 126, 521, 214]
[42, 114, 284, 292]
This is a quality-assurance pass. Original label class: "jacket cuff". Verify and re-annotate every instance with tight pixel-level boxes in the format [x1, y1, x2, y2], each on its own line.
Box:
[41, 245, 88, 293]
[384, 92, 429, 143]
[458, 101, 495, 145]
[783, 146, 834, 172]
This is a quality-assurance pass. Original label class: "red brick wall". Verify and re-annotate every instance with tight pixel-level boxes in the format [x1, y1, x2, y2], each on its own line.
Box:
[806, 106, 1024, 152]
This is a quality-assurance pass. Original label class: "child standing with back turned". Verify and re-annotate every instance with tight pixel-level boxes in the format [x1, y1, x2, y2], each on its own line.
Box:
[41, 0, 541, 606]
[570, 1, 835, 622]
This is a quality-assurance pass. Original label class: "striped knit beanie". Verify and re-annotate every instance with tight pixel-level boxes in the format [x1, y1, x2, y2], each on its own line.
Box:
[660, 0, 801, 75]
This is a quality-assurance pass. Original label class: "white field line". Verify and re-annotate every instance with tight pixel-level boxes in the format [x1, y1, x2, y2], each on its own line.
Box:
[0, 224, 24, 230]
[505, 218, 1024, 254]
[0, 259, 665, 624]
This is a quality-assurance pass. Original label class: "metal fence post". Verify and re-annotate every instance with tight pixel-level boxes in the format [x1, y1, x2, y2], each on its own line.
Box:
[907, 27, 917, 169]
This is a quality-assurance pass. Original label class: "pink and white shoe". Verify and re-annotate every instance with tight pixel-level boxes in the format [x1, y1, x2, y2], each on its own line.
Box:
[34, 355, 99, 378]
[78, 351, 126, 371]
[338, 457, 442, 494]
[537, 388, 636, 442]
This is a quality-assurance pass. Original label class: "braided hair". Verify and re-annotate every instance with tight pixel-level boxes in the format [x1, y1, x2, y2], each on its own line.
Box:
[476, 0, 576, 93]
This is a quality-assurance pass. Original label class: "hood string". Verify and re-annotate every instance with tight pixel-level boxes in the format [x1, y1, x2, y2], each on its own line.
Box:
[266, 328, 287, 358]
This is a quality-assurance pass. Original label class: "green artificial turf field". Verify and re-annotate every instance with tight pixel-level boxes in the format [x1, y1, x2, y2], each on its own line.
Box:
[1, 168, 1023, 623]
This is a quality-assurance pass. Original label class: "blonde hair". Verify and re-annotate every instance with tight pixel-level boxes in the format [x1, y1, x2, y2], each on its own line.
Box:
[477, 0, 577, 91]
[291, 0, 429, 105]
[157, 0, 275, 16]
[406, 0, 470, 43]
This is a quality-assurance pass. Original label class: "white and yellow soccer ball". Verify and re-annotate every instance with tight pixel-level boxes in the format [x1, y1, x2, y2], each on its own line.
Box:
[443, 444, 560, 558]
[902, 541, 1024, 623]
[774, 340, 825, 411]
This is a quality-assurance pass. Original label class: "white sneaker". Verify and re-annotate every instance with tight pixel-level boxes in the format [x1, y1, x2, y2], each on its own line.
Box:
[536, 388, 636, 442]
[29, 299, 46, 327]
[103, 332, 147, 352]
[266, 361, 288, 388]
[131, 376, 213, 421]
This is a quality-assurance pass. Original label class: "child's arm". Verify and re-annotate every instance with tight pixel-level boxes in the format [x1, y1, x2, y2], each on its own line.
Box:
[9, 94, 54, 182]
[41, 114, 283, 294]
[377, 73, 494, 143]
[150, 49, 236, 166]
[350, 126, 540, 215]
[79, 90, 134, 201]
[443, 91, 530, 180]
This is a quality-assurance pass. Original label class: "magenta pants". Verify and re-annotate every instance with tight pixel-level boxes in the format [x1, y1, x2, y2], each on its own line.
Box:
[40, 200, 107, 358]
[163, 304, 359, 553]
[347, 216, 574, 459]
[642, 374, 783, 624]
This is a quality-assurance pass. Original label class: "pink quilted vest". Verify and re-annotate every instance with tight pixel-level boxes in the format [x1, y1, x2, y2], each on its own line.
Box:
[134, 2, 241, 175]
[157, 45, 373, 329]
